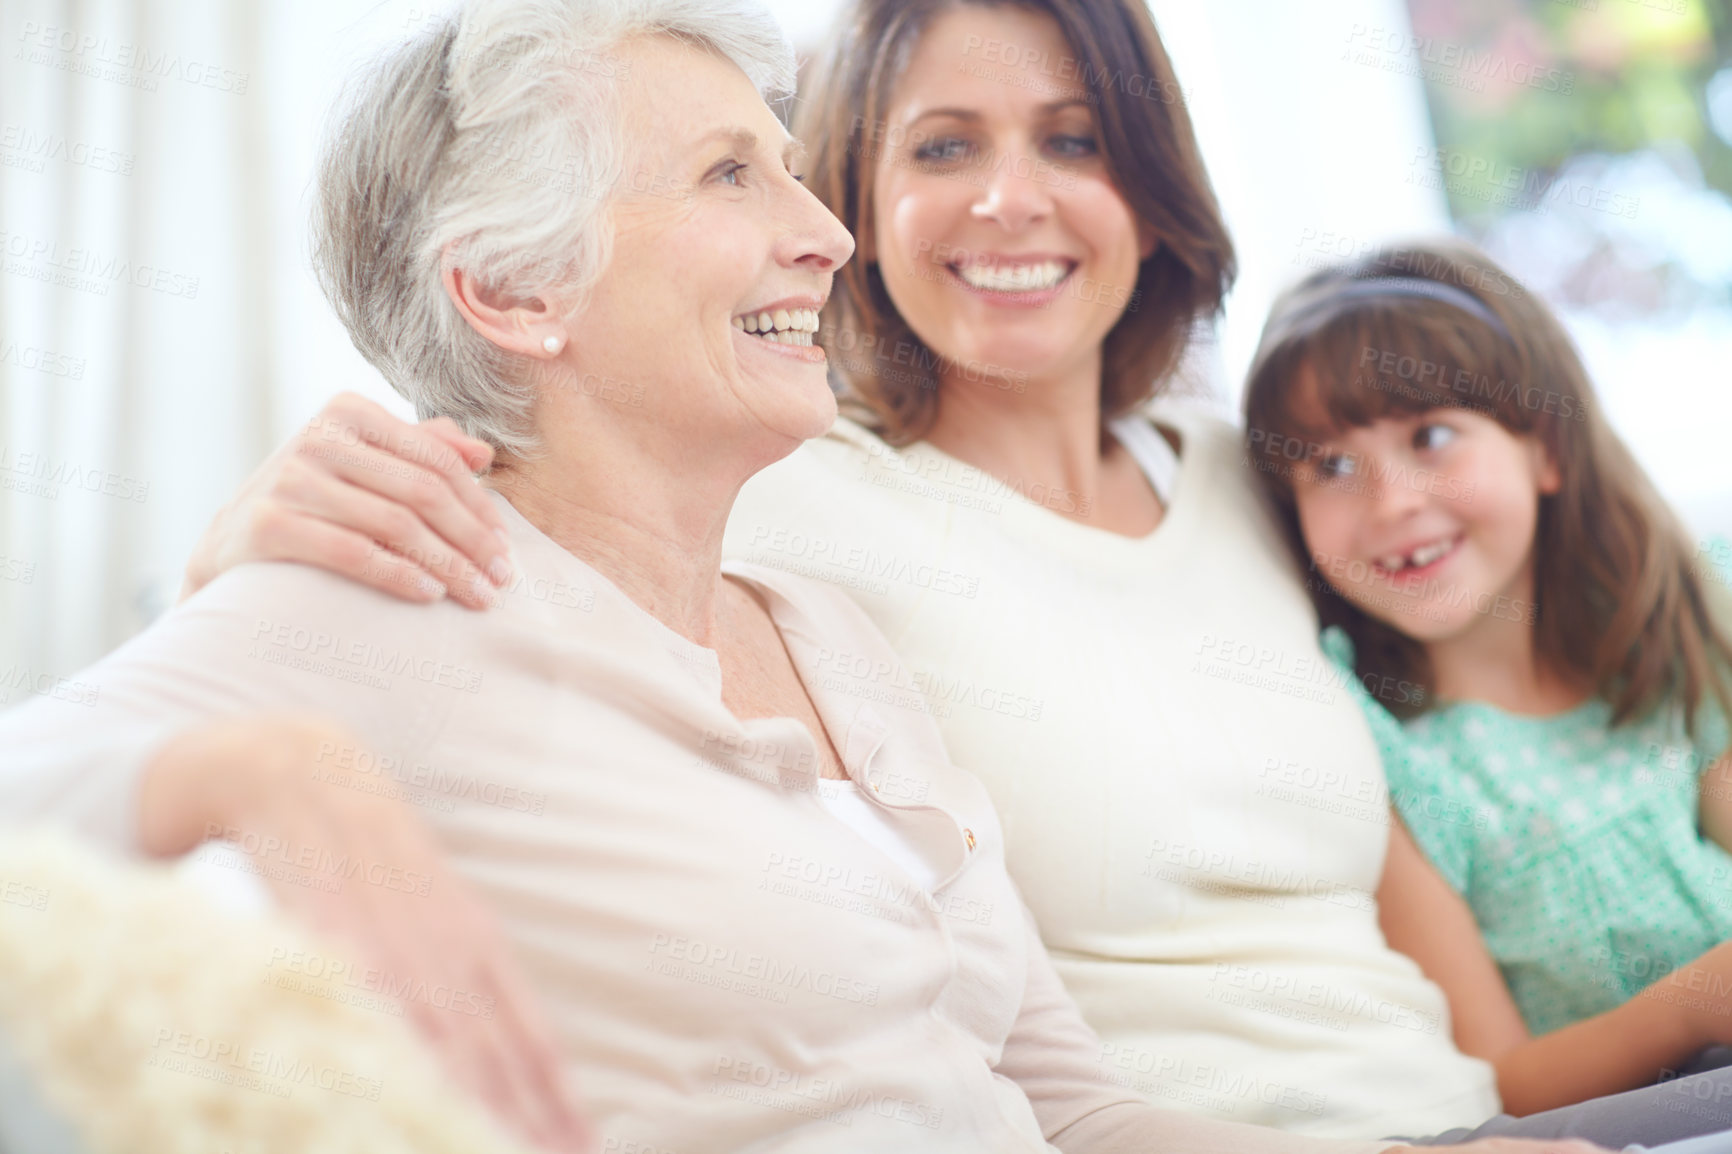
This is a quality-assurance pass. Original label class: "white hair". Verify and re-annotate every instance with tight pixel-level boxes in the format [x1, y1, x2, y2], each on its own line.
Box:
[313, 0, 796, 455]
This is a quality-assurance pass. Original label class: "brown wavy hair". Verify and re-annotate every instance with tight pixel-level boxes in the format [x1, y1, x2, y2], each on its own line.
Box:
[1243, 239, 1732, 733]
[793, 0, 1235, 445]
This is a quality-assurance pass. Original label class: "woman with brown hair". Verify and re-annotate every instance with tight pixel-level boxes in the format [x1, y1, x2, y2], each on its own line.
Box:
[173, 0, 1732, 1147]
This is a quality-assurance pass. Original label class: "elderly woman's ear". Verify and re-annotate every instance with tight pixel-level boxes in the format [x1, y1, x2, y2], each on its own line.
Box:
[442, 256, 570, 360]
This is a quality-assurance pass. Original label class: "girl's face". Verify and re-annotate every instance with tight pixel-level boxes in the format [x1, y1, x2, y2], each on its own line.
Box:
[867, 5, 1154, 390]
[1290, 395, 1561, 644]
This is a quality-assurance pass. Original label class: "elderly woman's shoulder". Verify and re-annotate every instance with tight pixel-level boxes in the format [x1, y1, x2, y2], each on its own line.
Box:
[183, 559, 469, 649]
[40, 560, 480, 743]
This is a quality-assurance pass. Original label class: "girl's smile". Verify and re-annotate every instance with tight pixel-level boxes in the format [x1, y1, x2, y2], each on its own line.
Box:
[1373, 532, 1465, 586]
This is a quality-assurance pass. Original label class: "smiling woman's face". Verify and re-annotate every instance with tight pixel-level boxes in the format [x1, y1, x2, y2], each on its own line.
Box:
[558, 36, 855, 463]
[869, 5, 1154, 390]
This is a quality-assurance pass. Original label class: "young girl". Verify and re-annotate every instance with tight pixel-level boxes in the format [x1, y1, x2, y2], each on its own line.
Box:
[1243, 237, 1732, 1116]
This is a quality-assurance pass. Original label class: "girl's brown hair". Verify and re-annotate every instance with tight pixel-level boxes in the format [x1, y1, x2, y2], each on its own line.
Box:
[794, 0, 1235, 445]
[1243, 239, 1732, 734]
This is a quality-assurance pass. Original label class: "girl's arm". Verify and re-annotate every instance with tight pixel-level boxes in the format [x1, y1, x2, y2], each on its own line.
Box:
[1379, 810, 1703, 1115]
[1695, 748, 1732, 854]
[1692, 537, 1732, 852]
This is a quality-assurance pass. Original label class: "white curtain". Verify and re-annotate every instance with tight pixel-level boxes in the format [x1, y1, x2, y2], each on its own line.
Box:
[0, 0, 419, 697]
[1146, 0, 1452, 400]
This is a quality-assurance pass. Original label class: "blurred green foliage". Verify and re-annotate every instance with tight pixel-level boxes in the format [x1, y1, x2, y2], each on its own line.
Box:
[1406, 0, 1731, 219]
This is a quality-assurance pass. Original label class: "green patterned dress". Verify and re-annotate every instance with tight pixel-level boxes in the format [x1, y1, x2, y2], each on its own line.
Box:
[1324, 627, 1732, 1034]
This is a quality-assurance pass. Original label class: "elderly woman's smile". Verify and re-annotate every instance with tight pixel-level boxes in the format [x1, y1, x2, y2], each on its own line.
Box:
[731, 302, 822, 349]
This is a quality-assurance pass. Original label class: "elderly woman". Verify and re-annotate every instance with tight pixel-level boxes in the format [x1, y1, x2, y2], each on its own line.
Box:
[0, 1, 1582, 1152]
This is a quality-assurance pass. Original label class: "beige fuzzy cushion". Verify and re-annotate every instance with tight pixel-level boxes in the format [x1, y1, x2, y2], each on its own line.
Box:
[0, 829, 539, 1154]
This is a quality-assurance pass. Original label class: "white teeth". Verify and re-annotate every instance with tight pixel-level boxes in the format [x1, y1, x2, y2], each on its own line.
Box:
[735, 307, 821, 341]
[1377, 538, 1455, 573]
[1410, 539, 1452, 567]
[954, 259, 1070, 293]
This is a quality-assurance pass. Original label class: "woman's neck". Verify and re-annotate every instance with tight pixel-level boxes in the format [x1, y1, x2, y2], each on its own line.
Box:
[922, 352, 1144, 528]
[487, 444, 742, 647]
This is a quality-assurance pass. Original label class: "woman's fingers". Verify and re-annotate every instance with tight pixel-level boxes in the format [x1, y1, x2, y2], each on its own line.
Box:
[392, 896, 536, 1144]
[300, 400, 510, 556]
[343, 804, 587, 1152]
[473, 1013, 574, 1152]
[476, 941, 592, 1150]
[421, 415, 498, 475]
[152, 721, 588, 1146]
[383, 905, 582, 1151]
[215, 735, 585, 1148]
[307, 396, 501, 529]
[180, 394, 511, 604]
[287, 439, 514, 596]
[324, 871, 564, 1147]
[396, 846, 582, 1152]
[294, 397, 512, 597]
[404, 990, 514, 1138]
[246, 498, 451, 603]
[266, 459, 500, 608]
[306, 393, 492, 475]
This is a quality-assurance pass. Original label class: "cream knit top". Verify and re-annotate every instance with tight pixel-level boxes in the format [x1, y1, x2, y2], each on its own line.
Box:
[724, 403, 1500, 1140]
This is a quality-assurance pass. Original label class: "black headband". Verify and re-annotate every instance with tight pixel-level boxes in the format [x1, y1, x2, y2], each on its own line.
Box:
[1314, 275, 1513, 341]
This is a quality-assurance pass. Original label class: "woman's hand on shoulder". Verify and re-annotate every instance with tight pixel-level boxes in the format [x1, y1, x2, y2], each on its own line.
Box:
[140, 717, 590, 1152]
[181, 392, 515, 609]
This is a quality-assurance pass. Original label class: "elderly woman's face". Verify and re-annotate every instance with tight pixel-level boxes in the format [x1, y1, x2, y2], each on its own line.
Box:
[562, 38, 854, 458]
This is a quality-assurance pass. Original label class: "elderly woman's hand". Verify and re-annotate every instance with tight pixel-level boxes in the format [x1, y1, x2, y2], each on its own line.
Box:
[180, 393, 514, 610]
[139, 717, 590, 1153]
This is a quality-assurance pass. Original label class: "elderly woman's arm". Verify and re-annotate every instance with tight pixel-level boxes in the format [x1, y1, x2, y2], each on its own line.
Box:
[180, 392, 514, 610]
[0, 576, 586, 1151]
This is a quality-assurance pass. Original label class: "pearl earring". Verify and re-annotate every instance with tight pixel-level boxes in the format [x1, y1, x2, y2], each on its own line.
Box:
[542, 335, 564, 355]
